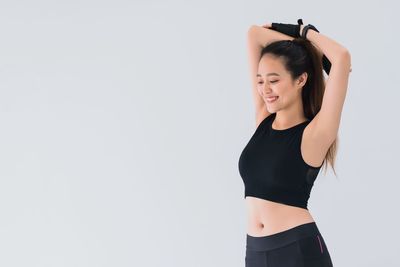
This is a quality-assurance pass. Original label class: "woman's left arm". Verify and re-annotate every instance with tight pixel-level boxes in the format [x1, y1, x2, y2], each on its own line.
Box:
[301, 24, 352, 147]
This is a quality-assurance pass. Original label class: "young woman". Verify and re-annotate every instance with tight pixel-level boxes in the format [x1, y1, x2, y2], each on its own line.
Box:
[238, 19, 351, 267]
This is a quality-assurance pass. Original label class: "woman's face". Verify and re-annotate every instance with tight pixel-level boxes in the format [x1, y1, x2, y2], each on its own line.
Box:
[257, 54, 307, 113]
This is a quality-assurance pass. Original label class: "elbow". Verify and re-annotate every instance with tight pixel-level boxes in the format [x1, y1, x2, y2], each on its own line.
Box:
[337, 49, 352, 68]
[248, 25, 259, 32]
[247, 25, 259, 38]
[341, 49, 352, 64]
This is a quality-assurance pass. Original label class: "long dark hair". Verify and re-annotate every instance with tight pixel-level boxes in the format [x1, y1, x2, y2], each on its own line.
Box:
[260, 38, 338, 176]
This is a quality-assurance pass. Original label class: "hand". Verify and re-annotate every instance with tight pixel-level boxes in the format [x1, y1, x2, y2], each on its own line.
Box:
[261, 19, 304, 38]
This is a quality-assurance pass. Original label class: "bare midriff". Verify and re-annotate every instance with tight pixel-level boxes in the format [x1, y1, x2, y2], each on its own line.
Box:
[245, 196, 315, 237]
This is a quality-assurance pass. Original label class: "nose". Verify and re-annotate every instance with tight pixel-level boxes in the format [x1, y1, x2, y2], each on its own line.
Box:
[259, 84, 272, 97]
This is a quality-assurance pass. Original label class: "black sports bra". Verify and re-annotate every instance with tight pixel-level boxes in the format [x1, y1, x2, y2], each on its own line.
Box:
[238, 112, 323, 210]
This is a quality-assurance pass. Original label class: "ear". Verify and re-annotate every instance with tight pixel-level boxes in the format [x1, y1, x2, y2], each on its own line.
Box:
[296, 72, 308, 88]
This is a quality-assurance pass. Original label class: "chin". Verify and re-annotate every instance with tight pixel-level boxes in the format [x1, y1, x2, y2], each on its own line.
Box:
[266, 105, 278, 113]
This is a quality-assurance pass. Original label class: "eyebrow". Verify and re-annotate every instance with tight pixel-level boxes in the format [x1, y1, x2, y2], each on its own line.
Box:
[256, 73, 280, 77]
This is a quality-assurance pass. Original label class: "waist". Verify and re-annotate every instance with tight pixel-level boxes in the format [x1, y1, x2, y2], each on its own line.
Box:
[246, 196, 315, 236]
[246, 221, 321, 252]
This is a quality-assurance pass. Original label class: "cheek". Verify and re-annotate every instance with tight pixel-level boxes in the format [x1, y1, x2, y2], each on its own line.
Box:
[276, 84, 292, 96]
[276, 89, 294, 103]
[283, 91, 298, 105]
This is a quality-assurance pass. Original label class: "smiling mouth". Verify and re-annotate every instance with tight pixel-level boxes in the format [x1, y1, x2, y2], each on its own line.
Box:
[266, 96, 279, 103]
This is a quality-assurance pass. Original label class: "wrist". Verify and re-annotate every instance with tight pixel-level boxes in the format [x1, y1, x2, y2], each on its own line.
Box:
[301, 24, 319, 39]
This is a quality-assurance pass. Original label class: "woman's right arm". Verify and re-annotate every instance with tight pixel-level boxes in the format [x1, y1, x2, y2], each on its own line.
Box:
[247, 25, 294, 126]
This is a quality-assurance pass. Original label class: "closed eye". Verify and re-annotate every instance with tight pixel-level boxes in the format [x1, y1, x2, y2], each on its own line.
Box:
[258, 80, 278, 84]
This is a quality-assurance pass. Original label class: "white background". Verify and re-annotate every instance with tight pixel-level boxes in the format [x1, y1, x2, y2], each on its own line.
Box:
[0, 0, 399, 266]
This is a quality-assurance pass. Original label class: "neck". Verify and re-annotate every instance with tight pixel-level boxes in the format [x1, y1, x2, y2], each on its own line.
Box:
[272, 104, 307, 129]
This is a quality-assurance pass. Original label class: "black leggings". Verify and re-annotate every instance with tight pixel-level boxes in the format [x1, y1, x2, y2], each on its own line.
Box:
[245, 222, 333, 267]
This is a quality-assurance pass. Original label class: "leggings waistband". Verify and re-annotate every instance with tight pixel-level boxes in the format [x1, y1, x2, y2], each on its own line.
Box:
[246, 222, 321, 252]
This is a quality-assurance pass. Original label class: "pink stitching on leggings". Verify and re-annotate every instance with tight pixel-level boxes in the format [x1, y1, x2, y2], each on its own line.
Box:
[317, 235, 323, 253]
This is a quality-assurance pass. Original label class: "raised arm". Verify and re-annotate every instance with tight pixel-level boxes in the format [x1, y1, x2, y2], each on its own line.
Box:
[300, 24, 352, 148]
[247, 26, 294, 126]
